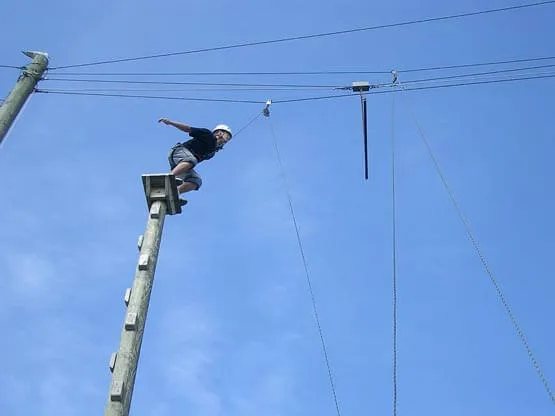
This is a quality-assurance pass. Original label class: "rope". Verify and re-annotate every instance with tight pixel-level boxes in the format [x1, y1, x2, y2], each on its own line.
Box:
[49, 1, 555, 69]
[34, 72, 555, 106]
[397, 81, 555, 406]
[40, 54, 555, 77]
[390, 92, 399, 416]
[272, 73, 555, 103]
[233, 110, 264, 138]
[0, 64, 23, 70]
[401, 63, 555, 85]
[44, 63, 555, 89]
[267, 118, 342, 416]
[43, 77, 344, 89]
[34, 89, 263, 104]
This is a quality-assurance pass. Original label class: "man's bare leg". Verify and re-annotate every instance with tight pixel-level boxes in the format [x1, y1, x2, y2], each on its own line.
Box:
[172, 161, 193, 176]
[178, 182, 198, 195]
[172, 162, 197, 203]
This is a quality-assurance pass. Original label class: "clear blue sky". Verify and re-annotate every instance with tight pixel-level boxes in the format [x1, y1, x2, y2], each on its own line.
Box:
[1, 1, 554, 415]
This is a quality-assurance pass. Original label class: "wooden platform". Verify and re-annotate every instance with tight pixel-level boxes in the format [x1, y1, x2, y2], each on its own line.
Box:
[141, 174, 182, 216]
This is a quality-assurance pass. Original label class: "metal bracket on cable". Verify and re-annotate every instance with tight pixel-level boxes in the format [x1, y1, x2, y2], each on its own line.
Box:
[351, 81, 370, 93]
[263, 99, 272, 117]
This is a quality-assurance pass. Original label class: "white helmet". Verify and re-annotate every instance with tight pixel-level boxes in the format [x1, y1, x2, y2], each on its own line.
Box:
[213, 124, 232, 138]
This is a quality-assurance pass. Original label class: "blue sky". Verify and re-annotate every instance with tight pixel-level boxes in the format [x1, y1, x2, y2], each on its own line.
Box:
[1, 1, 554, 415]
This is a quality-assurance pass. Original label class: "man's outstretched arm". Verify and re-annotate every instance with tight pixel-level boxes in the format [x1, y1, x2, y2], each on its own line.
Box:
[158, 118, 192, 133]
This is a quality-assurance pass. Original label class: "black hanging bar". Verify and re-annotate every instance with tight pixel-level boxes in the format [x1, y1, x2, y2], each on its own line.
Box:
[362, 96, 369, 180]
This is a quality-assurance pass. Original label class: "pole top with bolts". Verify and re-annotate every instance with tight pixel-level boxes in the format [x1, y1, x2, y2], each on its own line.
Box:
[141, 173, 183, 215]
[22, 51, 49, 60]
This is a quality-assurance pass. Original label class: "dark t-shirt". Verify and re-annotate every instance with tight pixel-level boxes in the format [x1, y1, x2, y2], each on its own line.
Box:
[182, 127, 218, 161]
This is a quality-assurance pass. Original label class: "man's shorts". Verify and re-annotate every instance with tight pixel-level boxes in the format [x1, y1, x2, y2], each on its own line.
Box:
[168, 144, 202, 190]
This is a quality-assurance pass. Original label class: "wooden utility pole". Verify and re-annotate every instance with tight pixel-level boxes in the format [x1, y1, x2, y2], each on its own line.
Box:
[0, 51, 49, 146]
[105, 174, 184, 416]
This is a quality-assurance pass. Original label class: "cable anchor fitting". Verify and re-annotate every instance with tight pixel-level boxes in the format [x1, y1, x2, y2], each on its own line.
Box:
[263, 99, 272, 117]
[391, 70, 399, 85]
